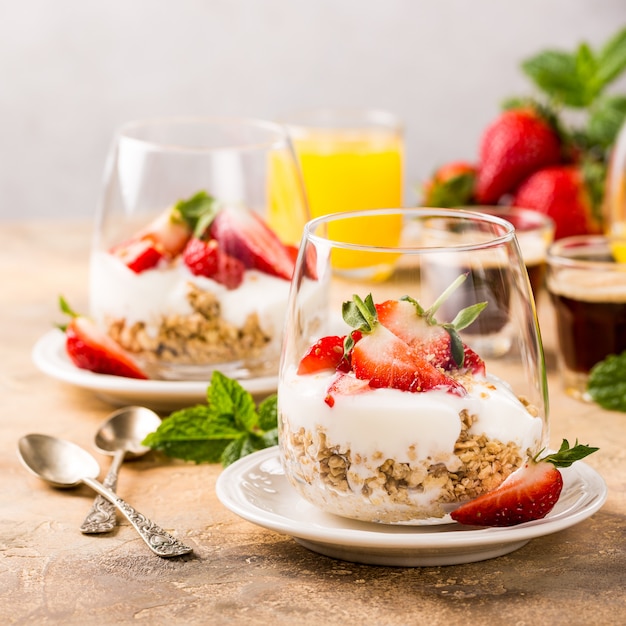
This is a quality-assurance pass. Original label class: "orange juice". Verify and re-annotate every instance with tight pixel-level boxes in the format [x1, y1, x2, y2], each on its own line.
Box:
[267, 150, 310, 246]
[296, 129, 403, 272]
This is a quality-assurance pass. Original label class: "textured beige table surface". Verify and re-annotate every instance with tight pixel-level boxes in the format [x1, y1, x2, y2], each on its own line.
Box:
[1, 220, 625, 626]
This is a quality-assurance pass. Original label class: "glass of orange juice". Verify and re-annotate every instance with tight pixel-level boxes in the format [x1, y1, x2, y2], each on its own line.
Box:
[280, 109, 404, 273]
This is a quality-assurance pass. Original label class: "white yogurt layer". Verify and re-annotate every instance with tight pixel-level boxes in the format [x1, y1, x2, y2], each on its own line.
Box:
[279, 366, 542, 465]
[89, 250, 290, 337]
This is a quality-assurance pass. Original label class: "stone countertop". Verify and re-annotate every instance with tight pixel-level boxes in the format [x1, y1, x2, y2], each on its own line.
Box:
[1, 220, 625, 625]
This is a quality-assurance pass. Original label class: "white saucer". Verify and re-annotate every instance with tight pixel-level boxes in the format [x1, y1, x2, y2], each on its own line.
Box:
[32, 330, 277, 412]
[216, 447, 607, 567]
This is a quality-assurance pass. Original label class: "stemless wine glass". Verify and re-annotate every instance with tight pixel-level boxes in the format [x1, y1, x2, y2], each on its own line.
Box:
[90, 117, 309, 381]
[278, 208, 548, 525]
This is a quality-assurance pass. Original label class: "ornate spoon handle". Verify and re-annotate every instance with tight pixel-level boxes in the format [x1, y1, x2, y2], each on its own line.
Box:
[80, 450, 124, 534]
[81, 476, 193, 558]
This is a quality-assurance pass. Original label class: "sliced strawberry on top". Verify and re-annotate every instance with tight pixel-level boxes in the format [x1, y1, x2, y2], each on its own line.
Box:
[297, 331, 362, 375]
[111, 237, 165, 274]
[209, 206, 296, 280]
[111, 191, 219, 273]
[419, 332, 486, 376]
[450, 440, 598, 527]
[182, 237, 245, 289]
[298, 335, 346, 375]
[352, 324, 464, 394]
[375, 282, 487, 375]
[324, 371, 371, 407]
[60, 297, 148, 379]
[345, 295, 465, 395]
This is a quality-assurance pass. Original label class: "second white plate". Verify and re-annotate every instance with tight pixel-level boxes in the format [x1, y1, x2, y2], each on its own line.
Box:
[32, 330, 277, 412]
[216, 447, 607, 567]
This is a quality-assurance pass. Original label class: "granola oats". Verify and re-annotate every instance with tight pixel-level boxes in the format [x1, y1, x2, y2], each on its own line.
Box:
[106, 283, 271, 366]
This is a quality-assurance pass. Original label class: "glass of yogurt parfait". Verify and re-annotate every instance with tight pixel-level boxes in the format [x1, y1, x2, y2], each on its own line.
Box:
[90, 117, 309, 381]
[278, 208, 548, 524]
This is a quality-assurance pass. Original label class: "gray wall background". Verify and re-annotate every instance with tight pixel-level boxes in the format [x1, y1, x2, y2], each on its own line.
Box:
[2, 0, 625, 220]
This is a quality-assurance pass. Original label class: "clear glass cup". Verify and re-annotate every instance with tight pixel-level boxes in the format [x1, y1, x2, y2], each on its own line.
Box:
[464, 207, 555, 302]
[278, 208, 548, 525]
[89, 117, 309, 381]
[546, 235, 626, 401]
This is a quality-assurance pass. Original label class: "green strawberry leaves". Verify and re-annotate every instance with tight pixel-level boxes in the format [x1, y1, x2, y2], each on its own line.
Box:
[174, 190, 220, 238]
[142, 371, 278, 466]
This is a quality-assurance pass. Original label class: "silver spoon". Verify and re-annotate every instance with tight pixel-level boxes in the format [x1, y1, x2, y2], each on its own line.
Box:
[17, 433, 192, 558]
[80, 406, 162, 534]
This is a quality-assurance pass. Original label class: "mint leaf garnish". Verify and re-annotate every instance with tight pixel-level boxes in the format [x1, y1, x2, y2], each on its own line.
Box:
[174, 190, 220, 238]
[587, 351, 626, 411]
[142, 371, 278, 466]
[537, 438, 599, 467]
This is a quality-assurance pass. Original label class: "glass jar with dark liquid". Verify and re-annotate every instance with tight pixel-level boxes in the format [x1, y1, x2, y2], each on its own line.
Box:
[547, 236, 626, 400]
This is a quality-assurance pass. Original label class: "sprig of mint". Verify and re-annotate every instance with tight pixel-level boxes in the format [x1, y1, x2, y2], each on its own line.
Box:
[142, 371, 278, 466]
[587, 350, 626, 411]
[174, 190, 220, 238]
[518, 27, 626, 153]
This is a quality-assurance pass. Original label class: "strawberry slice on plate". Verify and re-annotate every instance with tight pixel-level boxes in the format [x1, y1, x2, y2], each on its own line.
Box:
[450, 439, 598, 527]
[60, 297, 148, 380]
[209, 206, 296, 280]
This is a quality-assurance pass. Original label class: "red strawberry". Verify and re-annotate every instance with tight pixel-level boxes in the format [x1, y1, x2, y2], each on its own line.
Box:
[182, 237, 244, 289]
[422, 161, 477, 207]
[450, 439, 598, 527]
[112, 238, 165, 274]
[347, 296, 465, 395]
[512, 164, 604, 240]
[209, 206, 296, 280]
[352, 324, 461, 393]
[476, 107, 562, 204]
[375, 297, 486, 375]
[134, 207, 193, 259]
[324, 372, 371, 407]
[60, 298, 148, 379]
[111, 191, 219, 272]
[297, 335, 346, 375]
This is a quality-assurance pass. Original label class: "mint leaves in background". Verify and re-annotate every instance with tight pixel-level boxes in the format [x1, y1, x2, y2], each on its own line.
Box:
[520, 27, 626, 152]
[142, 371, 278, 466]
[587, 351, 626, 412]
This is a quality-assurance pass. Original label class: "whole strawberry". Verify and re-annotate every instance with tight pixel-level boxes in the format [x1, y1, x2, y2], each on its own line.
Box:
[422, 161, 477, 207]
[476, 107, 562, 204]
[512, 163, 604, 239]
[450, 439, 598, 527]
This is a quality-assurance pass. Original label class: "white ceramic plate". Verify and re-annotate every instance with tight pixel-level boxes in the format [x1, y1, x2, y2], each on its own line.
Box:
[216, 447, 607, 567]
[32, 330, 277, 412]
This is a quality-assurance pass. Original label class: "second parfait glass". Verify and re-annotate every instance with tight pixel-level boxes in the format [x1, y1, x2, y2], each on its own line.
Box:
[90, 117, 308, 381]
